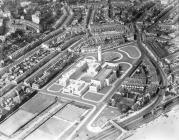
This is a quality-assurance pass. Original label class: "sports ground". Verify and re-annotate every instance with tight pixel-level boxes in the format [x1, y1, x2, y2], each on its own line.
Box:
[0, 92, 94, 140]
[25, 103, 92, 140]
[0, 94, 57, 136]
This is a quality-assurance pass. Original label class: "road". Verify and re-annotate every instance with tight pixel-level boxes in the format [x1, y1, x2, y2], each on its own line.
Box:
[0, 4, 173, 140]
[111, 21, 169, 131]
[89, 22, 168, 140]
[121, 24, 168, 129]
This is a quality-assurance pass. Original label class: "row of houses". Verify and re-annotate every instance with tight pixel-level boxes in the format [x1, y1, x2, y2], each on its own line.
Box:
[24, 51, 76, 89]
[0, 83, 37, 122]
[89, 22, 133, 35]
[109, 58, 160, 113]
[0, 47, 58, 96]
[9, 18, 41, 33]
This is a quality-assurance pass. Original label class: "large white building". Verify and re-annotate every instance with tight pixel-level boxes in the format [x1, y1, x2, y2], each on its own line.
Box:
[61, 60, 88, 80]
[0, 18, 4, 35]
[59, 60, 89, 96]
[32, 11, 41, 24]
[59, 54, 118, 95]
[62, 79, 89, 96]
[89, 66, 117, 92]
[87, 61, 101, 75]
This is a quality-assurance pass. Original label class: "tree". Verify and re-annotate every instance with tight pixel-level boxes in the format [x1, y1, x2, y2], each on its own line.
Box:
[116, 65, 122, 77]
[112, 94, 122, 103]
[132, 102, 140, 111]
[143, 95, 150, 105]
[0, 44, 7, 62]
[121, 104, 130, 113]
[117, 102, 130, 113]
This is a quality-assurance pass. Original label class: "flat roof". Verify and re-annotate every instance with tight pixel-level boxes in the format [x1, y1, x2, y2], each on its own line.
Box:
[0, 18, 3, 26]
[63, 68, 77, 78]
[94, 67, 112, 81]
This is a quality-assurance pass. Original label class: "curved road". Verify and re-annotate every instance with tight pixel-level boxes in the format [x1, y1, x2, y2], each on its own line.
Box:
[89, 24, 168, 140]
[119, 25, 168, 129]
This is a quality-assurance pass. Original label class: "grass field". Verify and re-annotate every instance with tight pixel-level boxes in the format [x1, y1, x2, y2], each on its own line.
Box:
[25, 102, 91, 140]
[119, 62, 132, 71]
[102, 52, 122, 62]
[119, 45, 140, 59]
[55, 104, 88, 122]
[21, 94, 56, 115]
[98, 86, 111, 95]
[0, 94, 57, 136]
[83, 92, 103, 102]
[25, 117, 71, 140]
[92, 106, 121, 128]
[47, 83, 63, 92]
[0, 110, 35, 136]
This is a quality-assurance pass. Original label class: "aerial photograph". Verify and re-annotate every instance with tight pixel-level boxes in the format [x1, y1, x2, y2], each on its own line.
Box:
[0, 0, 178, 140]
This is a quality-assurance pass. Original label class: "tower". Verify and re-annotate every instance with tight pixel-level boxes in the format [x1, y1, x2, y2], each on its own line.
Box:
[97, 46, 102, 62]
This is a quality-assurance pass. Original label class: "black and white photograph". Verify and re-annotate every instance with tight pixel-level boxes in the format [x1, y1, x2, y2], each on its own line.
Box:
[0, 0, 179, 140]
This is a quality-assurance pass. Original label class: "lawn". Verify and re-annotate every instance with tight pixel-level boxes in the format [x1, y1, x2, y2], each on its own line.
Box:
[0, 110, 35, 136]
[92, 106, 121, 128]
[102, 52, 122, 62]
[55, 104, 88, 122]
[98, 86, 112, 95]
[119, 62, 131, 71]
[25, 117, 71, 140]
[0, 94, 57, 136]
[21, 93, 56, 115]
[47, 83, 63, 92]
[83, 92, 103, 102]
[119, 45, 140, 59]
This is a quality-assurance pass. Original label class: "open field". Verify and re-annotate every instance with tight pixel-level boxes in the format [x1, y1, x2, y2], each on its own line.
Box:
[25, 117, 71, 140]
[119, 45, 141, 59]
[119, 62, 132, 71]
[98, 86, 112, 95]
[0, 110, 35, 136]
[21, 94, 56, 115]
[47, 83, 63, 92]
[0, 93, 57, 136]
[102, 52, 123, 62]
[91, 106, 121, 128]
[55, 104, 88, 122]
[82, 92, 104, 102]
[24, 102, 93, 140]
